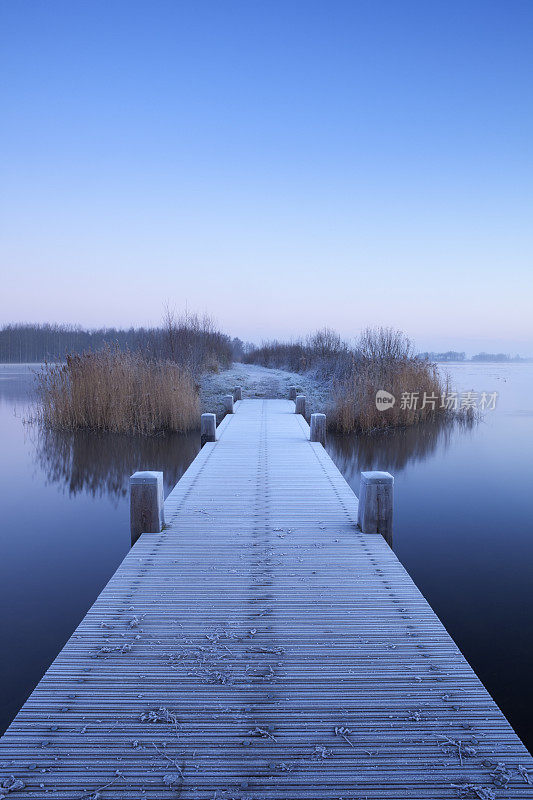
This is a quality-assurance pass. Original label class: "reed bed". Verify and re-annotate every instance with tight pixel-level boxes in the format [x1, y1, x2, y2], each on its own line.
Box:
[330, 329, 453, 433]
[246, 326, 458, 434]
[36, 347, 199, 435]
[330, 355, 450, 433]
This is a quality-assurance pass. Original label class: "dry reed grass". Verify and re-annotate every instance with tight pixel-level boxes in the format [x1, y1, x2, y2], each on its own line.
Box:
[330, 328, 453, 433]
[330, 355, 451, 433]
[245, 325, 460, 434]
[36, 346, 199, 435]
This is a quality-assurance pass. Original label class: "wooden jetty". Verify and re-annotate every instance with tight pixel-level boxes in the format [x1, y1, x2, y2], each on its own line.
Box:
[1, 397, 532, 798]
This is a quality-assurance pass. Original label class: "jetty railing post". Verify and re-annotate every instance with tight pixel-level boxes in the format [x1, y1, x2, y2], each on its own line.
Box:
[295, 395, 306, 416]
[310, 413, 326, 446]
[130, 471, 165, 546]
[358, 471, 394, 543]
[223, 394, 234, 414]
[234, 386, 242, 401]
[289, 386, 297, 401]
[201, 412, 216, 447]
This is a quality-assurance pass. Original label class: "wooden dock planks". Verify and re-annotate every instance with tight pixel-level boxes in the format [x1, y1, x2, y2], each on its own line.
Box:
[1, 398, 532, 798]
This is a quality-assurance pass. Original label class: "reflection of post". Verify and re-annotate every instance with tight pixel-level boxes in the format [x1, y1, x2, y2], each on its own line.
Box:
[289, 386, 297, 401]
[201, 413, 216, 447]
[310, 413, 326, 446]
[234, 386, 242, 401]
[224, 394, 234, 414]
[295, 395, 306, 416]
[130, 471, 165, 546]
[358, 471, 393, 547]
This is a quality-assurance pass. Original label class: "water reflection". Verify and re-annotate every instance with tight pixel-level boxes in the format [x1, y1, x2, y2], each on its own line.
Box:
[0, 364, 38, 404]
[1, 364, 533, 752]
[33, 425, 200, 501]
[327, 418, 475, 488]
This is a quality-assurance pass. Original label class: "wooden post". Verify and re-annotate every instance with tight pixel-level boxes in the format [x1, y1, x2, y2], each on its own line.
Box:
[358, 471, 394, 543]
[289, 386, 298, 401]
[295, 395, 306, 416]
[130, 471, 164, 546]
[201, 413, 216, 446]
[310, 413, 326, 446]
[223, 394, 234, 414]
[234, 386, 242, 401]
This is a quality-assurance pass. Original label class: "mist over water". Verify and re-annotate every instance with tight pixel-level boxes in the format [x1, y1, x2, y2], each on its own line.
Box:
[1, 363, 532, 752]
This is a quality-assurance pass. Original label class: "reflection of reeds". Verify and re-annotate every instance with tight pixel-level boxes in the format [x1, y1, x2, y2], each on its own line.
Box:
[327, 416, 475, 482]
[36, 347, 199, 435]
[35, 425, 200, 500]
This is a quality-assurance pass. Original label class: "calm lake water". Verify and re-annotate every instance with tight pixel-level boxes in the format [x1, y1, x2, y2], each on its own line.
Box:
[1, 363, 532, 753]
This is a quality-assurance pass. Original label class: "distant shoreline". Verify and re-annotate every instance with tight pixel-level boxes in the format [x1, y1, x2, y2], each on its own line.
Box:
[435, 360, 533, 365]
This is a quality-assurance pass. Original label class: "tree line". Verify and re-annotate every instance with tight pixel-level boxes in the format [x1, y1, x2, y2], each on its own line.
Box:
[0, 320, 246, 372]
[0, 323, 155, 363]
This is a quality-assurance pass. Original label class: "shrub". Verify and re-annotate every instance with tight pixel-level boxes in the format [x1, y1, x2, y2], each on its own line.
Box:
[244, 327, 352, 380]
[36, 346, 199, 435]
[330, 328, 452, 433]
[246, 325, 459, 433]
[160, 309, 232, 373]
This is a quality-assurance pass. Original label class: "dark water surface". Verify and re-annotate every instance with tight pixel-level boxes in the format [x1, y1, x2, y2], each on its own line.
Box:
[0, 365, 200, 734]
[1, 363, 532, 753]
[327, 363, 533, 753]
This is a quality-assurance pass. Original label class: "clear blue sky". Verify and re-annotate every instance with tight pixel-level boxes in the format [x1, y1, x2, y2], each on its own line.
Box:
[1, 0, 532, 354]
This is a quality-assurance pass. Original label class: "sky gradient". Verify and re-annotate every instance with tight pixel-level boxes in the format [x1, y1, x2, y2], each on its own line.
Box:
[1, 0, 532, 354]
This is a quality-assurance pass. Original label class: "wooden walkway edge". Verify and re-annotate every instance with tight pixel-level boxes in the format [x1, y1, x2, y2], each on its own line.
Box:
[1, 398, 532, 798]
